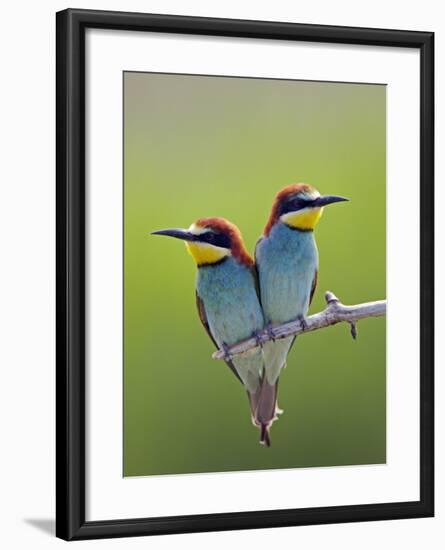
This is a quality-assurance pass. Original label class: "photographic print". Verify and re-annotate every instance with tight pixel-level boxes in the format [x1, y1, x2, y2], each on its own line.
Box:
[57, 10, 434, 539]
[123, 71, 386, 477]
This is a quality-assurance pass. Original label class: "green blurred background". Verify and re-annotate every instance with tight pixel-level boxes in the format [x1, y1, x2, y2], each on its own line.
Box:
[123, 72, 386, 477]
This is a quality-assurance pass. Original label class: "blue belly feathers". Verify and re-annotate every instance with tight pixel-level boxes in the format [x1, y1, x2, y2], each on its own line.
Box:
[197, 256, 265, 392]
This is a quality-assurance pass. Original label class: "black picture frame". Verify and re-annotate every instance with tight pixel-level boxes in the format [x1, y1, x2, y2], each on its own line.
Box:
[56, 8, 434, 541]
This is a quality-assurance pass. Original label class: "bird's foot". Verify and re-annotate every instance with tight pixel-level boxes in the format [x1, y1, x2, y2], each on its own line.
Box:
[298, 314, 308, 331]
[221, 343, 233, 362]
[253, 330, 264, 349]
[265, 324, 276, 342]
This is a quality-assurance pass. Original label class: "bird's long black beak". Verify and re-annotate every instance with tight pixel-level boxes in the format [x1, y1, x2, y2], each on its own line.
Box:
[312, 195, 349, 207]
[151, 228, 196, 241]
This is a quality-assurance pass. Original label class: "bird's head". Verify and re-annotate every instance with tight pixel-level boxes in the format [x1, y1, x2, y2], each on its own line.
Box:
[151, 217, 253, 267]
[264, 183, 348, 236]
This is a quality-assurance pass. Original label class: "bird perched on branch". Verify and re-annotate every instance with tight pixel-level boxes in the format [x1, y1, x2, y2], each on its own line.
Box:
[254, 184, 348, 442]
[152, 218, 269, 444]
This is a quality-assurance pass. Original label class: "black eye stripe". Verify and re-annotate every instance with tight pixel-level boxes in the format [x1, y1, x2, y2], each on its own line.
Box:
[279, 197, 313, 216]
[199, 231, 231, 249]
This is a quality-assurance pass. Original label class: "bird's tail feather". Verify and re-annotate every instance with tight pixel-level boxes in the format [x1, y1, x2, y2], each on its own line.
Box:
[247, 388, 261, 428]
[255, 378, 280, 447]
[260, 423, 271, 447]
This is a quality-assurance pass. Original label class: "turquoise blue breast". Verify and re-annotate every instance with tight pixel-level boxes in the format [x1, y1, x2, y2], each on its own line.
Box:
[256, 222, 318, 324]
[196, 256, 264, 347]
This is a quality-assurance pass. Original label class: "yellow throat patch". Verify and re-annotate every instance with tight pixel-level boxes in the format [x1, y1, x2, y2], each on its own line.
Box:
[185, 241, 229, 266]
[281, 207, 323, 230]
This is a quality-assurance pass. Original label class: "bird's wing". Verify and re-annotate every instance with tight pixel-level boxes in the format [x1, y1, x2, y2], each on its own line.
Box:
[195, 291, 243, 384]
[253, 237, 264, 300]
[309, 269, 318, 306]
[249, 262, 262, 305]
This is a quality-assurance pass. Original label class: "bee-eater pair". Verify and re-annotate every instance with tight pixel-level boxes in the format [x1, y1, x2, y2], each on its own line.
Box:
[152, 184, 348, 446]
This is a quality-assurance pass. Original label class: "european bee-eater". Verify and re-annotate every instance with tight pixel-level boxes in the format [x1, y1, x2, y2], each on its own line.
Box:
[255, 184, 348, 438]
[152, 218, 270, 444]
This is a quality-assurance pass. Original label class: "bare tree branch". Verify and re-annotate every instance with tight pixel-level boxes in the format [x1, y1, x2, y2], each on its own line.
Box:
[212, 291, 386, 360]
